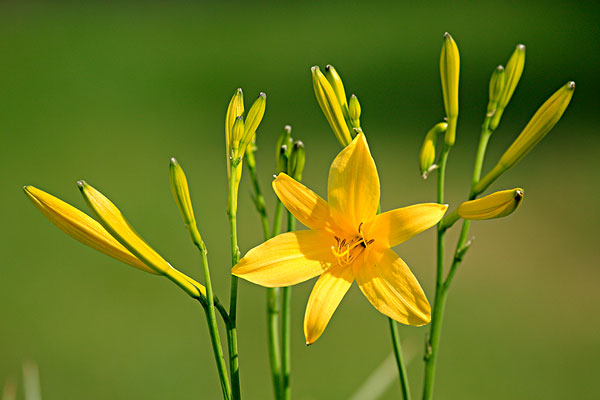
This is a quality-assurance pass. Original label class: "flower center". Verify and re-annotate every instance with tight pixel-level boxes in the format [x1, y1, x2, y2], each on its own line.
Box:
[331, 222, 374, 266]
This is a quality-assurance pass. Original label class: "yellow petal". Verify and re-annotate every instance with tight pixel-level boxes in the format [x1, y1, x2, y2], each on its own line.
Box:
[78, 181, 203, 298]
[327, 133, 380, 234]
[272, 173, 338, 232]
[366, 203, 448, 248]
[354, 247, 430, 326]
[304, 264, 354, 345]
[23, 186, 156, 274]
[233, 230, 337, 287]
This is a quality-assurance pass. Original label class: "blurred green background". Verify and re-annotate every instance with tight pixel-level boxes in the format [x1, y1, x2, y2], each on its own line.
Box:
[1, 1, 599, 399]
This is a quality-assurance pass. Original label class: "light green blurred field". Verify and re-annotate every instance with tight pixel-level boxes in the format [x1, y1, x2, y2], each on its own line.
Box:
[1, 1, 599, 399]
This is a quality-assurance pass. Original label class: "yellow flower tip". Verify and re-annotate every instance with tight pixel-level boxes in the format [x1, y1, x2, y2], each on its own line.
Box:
[458, 188, 524, 220]
[169, 157, 198, 230]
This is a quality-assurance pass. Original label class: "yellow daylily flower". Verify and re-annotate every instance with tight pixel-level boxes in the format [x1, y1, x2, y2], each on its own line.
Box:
[233, 133, 447, 344]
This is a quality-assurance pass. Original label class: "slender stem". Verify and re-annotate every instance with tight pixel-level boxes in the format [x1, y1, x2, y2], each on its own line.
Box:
[423, 115, 494, 399]
[272, 200, 284, 237]
[389, 318, 411, 400]
[245, 155, 284, 400]
[227, 163, 241, 400]
[267, 287, 283, 400]
[191, 228, 231, 400]
[422, 146, 449, 400]
[245, 151, 271, 238]
[281, 212, 295, 400]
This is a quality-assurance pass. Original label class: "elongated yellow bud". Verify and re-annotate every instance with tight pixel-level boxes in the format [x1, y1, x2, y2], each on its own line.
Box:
[23, 185, 156, 274]
[225, 88, 244, 156]
[474, 81, 575, 194]
[490, 44, 525, 130]
[498, 44, 526, 110]
[487, 65, 506, 117]
[458, 188, 524, 220]
[500, 81, 574, 168]
[311, 66, 352, 147]
[348, 94, 361, 129]
[324, 65, 349, 115]
[419, 122, 447, 178]
[78, 181, 205, 298]
[239, 92, 266, 157]
[440, 32, 460, 146]
[169, 158, 205, 246]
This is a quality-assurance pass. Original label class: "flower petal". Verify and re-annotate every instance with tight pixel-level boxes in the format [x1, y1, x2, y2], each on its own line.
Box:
[273, 173, 338, 232]
[233, 230, 336, 287]
[304, 264, 354, 345]
[354, 247, 430, 326]
[327, 133, 380, 234]
[366, 203, 448, 248]
[24, 186, 157, 275]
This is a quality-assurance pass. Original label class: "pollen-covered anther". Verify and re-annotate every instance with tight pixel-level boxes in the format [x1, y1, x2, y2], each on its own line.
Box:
[331, 226, 374, 266]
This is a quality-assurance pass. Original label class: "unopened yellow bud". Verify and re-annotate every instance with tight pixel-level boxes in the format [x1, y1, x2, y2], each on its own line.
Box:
[169, 158, 204, 246]
[312, 66, 352, 147]
[239, 92, 266, 157]
[490, 44, 525, 130]
[474, 81, 575, 195]
[78, 181, 205, 298]
[458, 188, 524, 220]
[225, 88, 244, 156]
[324, 65, 349, 114]
[419, 122, 447, 178]
[349, 94, 361, 128]
[440, 33, 460, 146]
[288, 141, 306, 181]
[23, 185, 156, 274]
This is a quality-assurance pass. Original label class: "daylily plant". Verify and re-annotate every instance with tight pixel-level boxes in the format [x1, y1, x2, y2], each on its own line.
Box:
[233, 133, 447, 344]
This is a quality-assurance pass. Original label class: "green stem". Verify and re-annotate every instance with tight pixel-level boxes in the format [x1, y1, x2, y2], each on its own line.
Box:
[423, 115, 494, 399]
[281, 212, 295, 400]
[389, 318, 411, 400]
[191, 229, 231, 400]
[227, 164, 241, 400]
[245, 152, 270, 238]
[422, 146, 449, 400]
[245, 155, 284, 400]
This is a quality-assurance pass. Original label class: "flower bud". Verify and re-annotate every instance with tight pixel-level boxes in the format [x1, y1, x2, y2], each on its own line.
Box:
[78, 180, 205, 298]
[287, 141, 306, 181]
[487, 65, 505, 117]
[490, 44, 525, 130]
[349, 94, 361, 128]
[324, 65, 349, 115]
[23, 185, 155, 275]
[277, 144, 289, 174]
[440, 33, 459, 146]
[312, 66, 352, 146]
[225, 88, 244, 157]
[474, 81, 575, 194]
[419, 122, 447, 178]
[169, 158, 205, 246]
[275, 125, 293, 161]
[458, 188, 524, 220]
[239, 92, 266, 157]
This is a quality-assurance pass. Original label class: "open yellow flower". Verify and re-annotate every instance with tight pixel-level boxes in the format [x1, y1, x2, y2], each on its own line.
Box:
[233, 133, 447, 344]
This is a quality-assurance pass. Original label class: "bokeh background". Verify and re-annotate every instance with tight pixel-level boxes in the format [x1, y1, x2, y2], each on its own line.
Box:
[2, 1, 599, 399]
